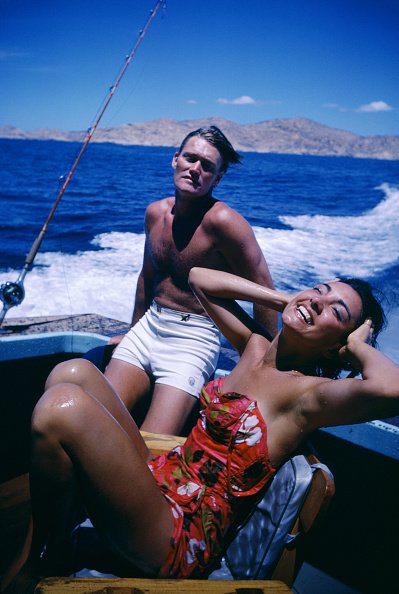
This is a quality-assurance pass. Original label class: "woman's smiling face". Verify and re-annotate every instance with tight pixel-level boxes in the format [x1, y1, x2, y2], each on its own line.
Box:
[282, 281, 363, 349]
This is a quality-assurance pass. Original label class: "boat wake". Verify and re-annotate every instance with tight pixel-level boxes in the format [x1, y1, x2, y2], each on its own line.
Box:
[1, 184, 398, 332]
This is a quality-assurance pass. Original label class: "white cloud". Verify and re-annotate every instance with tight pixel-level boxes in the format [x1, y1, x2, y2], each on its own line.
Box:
[323, 100, 394, 113]
[0, 50, 30, 60]
[322, 102, 348, 112]
[217, 95, 257, 105]
[357, 100, 393, 113]
[187, 99, 197, 104]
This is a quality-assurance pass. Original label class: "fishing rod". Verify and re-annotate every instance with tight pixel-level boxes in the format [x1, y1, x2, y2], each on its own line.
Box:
[0, 1, 165, 327]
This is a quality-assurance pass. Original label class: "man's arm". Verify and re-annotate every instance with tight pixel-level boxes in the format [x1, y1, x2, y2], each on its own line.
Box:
[130, 202, 161, 324]
[214, 206, 278, 338]
[108, 207, 156, 346]
[131, 239, 155, 325]
[108, 262, 151, 346]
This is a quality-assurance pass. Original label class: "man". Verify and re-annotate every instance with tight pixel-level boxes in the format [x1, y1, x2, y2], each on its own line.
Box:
[105, 125, 276, 434]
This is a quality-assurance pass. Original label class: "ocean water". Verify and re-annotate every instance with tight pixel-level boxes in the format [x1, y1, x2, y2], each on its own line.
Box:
[1, 139, 399, 364]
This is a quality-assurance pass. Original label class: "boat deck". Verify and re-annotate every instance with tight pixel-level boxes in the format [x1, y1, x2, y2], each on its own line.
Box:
[0, 313, 130, 337]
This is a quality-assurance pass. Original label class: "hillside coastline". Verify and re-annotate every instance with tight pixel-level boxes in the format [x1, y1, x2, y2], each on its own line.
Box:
[1, 117, 398, 160]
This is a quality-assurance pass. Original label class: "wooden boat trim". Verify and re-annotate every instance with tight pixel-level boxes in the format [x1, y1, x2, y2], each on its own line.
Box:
[35, 576, 293, 593]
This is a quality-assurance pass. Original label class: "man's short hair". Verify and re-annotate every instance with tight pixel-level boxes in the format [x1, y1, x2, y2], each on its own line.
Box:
[178, 125, 242, 172]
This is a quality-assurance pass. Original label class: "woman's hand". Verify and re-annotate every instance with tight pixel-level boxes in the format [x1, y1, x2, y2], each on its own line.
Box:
[339, 319, 373, 371]
[108, 334, 125, 346]
[344, 318, 373, 346]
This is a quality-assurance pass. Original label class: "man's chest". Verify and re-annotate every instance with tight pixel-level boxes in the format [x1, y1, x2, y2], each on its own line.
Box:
[148, 220, 221, 272]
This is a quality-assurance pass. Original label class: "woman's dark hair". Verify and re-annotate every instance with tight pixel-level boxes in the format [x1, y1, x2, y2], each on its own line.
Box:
[178, 125, 242, 172]
[316, 278, 387, 379]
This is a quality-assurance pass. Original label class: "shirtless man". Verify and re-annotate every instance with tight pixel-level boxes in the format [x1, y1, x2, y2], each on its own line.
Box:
[105, 125, 276, 434]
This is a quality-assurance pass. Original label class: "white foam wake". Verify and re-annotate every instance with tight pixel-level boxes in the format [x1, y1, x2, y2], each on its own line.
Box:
[2, 185, 398, 326]
[1, 232, 145, 323]
[255, 183, 399, 288]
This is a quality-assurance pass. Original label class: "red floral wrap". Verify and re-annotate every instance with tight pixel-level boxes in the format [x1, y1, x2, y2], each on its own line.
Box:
[148, 377, 276, 578]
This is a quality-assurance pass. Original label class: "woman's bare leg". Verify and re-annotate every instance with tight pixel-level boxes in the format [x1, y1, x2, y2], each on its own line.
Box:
[1, 374, 174, 591]
[45, 359, 150, 460]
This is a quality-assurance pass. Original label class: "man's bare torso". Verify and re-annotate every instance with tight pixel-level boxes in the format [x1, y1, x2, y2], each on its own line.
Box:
[147, 197, 232, 314]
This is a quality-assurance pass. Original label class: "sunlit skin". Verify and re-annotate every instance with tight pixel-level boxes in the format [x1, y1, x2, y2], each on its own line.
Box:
[188, 268, 399, 456]
[282, 282, 363, 354]
[171, 136, 224, 200]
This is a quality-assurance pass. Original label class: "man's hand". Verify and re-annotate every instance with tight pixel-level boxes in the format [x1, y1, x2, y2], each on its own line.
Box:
[108, 334, 125, 346]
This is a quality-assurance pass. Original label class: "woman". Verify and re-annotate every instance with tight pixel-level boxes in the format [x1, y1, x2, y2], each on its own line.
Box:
[2, 268, 398, 591]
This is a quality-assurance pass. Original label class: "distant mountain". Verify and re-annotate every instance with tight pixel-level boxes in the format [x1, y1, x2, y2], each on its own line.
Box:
[1, 117, 399, 160]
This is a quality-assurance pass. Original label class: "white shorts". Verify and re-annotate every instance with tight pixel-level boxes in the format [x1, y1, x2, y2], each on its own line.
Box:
[111, 302, 221, 398]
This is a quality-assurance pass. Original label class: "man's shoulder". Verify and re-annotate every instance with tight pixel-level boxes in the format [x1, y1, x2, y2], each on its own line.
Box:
[146, 197, 173, 219]
[147, 196, 173, 211]
[206, 200, 249, 229]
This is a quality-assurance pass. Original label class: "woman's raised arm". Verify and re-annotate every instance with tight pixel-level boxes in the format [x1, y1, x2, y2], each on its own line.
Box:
[304, 320, 399, 428]
[188, 267, 290, 354]
[189, 268, 290, 309]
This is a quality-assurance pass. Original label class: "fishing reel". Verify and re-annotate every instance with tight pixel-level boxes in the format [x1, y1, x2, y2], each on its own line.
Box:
[0, 280, 25, 326]
[0, 280, 25, 308]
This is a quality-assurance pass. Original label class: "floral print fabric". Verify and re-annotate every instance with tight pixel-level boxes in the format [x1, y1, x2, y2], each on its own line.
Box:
[148, 376, 276, 578]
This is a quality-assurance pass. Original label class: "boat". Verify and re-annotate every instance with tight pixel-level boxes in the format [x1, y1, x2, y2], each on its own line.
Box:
[1, 312, 398, 593]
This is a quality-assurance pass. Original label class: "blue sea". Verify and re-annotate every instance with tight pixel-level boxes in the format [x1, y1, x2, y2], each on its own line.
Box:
[1, 138, 399, 365]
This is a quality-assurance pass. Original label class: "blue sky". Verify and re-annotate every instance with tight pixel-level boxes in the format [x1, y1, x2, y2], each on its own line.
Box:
[1, 0, 398, 136]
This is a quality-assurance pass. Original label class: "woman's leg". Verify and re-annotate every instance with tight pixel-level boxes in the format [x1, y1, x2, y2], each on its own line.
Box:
[1, 378, 174, 590]
[45, 359, 150, 460]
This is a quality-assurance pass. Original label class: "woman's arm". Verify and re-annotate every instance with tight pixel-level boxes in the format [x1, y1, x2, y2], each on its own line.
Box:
[303, 321, 399, 427]
[188, 267, 290, 354]
[189, 268, 290, 310]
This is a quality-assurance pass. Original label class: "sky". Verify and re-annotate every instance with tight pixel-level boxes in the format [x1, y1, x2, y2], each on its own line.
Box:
[1, 0, 398, 137]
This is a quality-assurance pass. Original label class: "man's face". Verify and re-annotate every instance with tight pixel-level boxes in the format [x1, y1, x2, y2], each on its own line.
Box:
[172, 136, 224, 198]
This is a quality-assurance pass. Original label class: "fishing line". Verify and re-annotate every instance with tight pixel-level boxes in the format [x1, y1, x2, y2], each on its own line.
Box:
[0, 0, 166, 327]
[107, 2, 169, 126]
[99, 62, 147, 129]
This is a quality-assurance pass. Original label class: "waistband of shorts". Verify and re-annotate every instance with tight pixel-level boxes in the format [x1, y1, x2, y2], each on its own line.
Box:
[150, 301, 214, 324]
